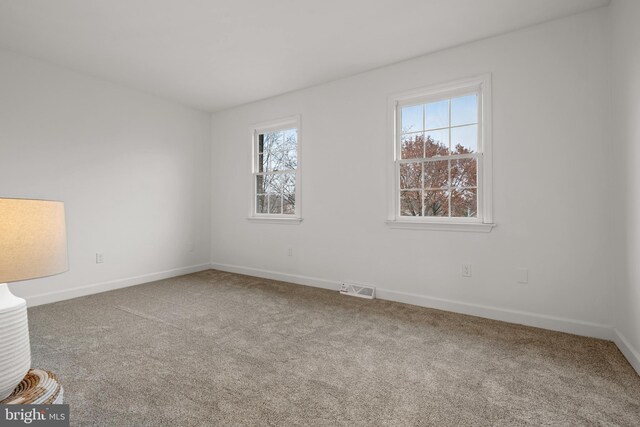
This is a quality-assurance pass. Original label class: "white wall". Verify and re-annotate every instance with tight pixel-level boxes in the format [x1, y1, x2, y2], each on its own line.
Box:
[211, 8, 615, 338]
[612, 0, 640, 373]
[0, 49, 212, 305]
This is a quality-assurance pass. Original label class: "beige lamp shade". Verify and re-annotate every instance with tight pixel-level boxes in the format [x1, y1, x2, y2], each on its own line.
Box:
[0, 198, 68, 283]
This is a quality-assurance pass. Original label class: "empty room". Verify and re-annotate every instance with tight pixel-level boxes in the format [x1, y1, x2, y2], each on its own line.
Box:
[1, 0, 639, 425]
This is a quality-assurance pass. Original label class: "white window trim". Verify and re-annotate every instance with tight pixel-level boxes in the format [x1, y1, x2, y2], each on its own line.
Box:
[248, 115, 302, 224]
[386, 74, 495, 233]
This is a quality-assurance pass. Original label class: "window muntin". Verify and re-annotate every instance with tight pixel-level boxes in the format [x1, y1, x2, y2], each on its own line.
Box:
[396, 90, 482, 220]
[253, 121, 299, 217]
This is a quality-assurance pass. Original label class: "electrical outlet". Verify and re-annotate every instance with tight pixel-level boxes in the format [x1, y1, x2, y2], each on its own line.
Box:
[287, 247, 293, 257]
[462, 264, 472, 277]
[96, 253, 104, 264]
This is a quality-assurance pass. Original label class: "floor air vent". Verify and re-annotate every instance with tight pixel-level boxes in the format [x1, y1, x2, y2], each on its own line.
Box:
[339, 283, 375, 299]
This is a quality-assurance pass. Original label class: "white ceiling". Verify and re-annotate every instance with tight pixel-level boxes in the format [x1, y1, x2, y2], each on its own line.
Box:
[0, 0, 609, 112]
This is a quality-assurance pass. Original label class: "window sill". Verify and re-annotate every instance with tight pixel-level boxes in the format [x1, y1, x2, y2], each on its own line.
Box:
[247, 217, 303, 225]
[385, 220, 495, 233]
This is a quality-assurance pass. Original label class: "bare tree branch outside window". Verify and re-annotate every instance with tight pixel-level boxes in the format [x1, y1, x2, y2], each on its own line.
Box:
[255, 128, 297, 215]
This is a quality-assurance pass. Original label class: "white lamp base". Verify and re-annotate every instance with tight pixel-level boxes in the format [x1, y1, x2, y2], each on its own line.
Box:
[0, 283, 31, 400]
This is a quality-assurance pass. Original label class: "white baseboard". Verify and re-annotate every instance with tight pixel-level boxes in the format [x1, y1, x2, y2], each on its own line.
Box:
[613, 329, 640, 376]
[374, 288, 612, 340]
[25, 263, 212, 307]
[209, 262, 340, 292]
[209, 262, 612, 341]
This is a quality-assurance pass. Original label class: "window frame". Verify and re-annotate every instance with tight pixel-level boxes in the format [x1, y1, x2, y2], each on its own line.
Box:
[386, 75, 494, 232]
[248, 115, 302, 224]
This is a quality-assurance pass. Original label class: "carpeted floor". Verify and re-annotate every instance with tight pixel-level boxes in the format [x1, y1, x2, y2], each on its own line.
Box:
[28, 270, 640, 426]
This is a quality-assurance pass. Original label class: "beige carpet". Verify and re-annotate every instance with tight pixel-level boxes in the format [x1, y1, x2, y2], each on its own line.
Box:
[28, 270, 640, 426]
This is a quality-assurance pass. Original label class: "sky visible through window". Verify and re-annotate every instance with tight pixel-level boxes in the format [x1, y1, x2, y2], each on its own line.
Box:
[401, 94, 478, 153]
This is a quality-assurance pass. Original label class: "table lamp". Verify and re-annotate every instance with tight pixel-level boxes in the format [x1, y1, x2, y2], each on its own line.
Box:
[0, 198, 68, 400]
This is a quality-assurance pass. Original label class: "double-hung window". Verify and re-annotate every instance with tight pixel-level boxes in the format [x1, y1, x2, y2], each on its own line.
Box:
[250, 116, 301, 222]
[388, 75, 494, 232]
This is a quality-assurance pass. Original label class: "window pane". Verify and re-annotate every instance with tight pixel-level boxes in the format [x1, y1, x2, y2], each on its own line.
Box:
[283, 194, 295, 214]
[400, 162, 421, 189]
[401, 104, 423, 133]
[263, 174, 282, 194]
[258, 134, 265, 153]
[451, 125, 478, 154]
[451, 94, 478, 126]
[425, 99, 449, 130]
[424, 191, 449, 217]
[424, 160, 449, 189]
[268, 194, 282, 214]
[282, 173, 295, 194]
[400, 190, 422, 216]
[451, 188, 477, 217]
[256, 195, 268, 214]
[267, 131, 284, 152]
[283, 146, 297, 169]
[451, 158, 477, 188]
[256, 175, 266, 193]
[262, 132, 275, 153]
[283, 129, 297, 149]
[401, 133, 424, 159]
[283, 129, 298, 169]
[275, 174, 288, 193]
[425, 129, 449, 157]
[260, 136, 278, 171]
[271, 150, 286, 171]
